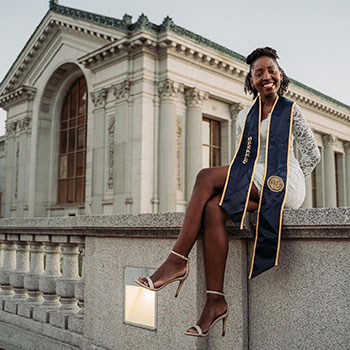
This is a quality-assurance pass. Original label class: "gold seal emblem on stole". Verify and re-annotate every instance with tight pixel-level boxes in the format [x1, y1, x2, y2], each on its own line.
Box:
[266, 176, 284, 192]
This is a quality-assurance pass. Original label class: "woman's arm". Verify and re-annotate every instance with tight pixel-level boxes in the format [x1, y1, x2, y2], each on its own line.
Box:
[292, 104, 321, 178]
[236, 117, 242, 150]
[235, 107, 249, 150]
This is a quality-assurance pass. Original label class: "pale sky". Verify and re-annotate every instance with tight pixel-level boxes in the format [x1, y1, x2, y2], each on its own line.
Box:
[0, 0, 349, 135]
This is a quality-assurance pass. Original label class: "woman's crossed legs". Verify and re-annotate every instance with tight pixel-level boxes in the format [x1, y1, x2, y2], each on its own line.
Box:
[137, 165, 259, 334]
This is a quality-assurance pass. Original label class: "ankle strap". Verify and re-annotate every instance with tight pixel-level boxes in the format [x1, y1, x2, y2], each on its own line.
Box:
[207, 290, 224, 296]
[171, 250, 189, 261]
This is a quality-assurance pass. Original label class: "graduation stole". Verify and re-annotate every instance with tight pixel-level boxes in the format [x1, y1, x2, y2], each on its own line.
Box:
[219, 95, 295, 279]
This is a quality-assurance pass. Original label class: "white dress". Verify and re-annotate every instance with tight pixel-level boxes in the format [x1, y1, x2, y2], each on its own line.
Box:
[236, 103, 321, 209]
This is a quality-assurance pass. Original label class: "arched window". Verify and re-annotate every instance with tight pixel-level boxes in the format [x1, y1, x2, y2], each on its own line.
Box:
[58, 76, 87, 204]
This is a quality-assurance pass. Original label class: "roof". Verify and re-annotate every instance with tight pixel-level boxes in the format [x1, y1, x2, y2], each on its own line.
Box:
[1, 0, 349, 111]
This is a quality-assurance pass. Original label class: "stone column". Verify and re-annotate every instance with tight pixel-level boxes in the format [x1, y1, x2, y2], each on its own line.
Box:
[33, 243, 62, 323]
[18, 242, 45, 318]
[6, 241, 30, 313]
[3, 122, 16, 218]
[0, 241, 17, 309]
[185, 88, 208, 201]
[90, 88, 108, 214]
[344, 142, 350, 207]
[0, 242, 3, 269]
[302, 175, 313, 208]
[158, 79, 178, 212]
[113, 81, 132, 214]
[1, 87, 35, 217]
[230, 103, 244, 152]
[323, 134, 337, 208]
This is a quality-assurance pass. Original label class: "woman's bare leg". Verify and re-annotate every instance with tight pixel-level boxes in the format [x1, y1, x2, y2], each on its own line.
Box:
[186, 188, 259, 334]
[137, 164, 259, 289]
[186, 193, 228, 334]
[138, 166, 229, 287]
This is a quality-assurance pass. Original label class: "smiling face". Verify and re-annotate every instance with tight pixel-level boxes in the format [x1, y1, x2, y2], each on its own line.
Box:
[250, 56, 282, 99]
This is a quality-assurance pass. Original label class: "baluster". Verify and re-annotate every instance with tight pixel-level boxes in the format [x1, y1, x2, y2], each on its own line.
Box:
[0, 242, 3, 268]
[33, 243, 62, 323]
[18, 242, 45, 318]
[50, 242, 80, 329]
[6, 241, 30, 313]
[76, 245, 85, 313]
[0, 242, 3, 292]
[0, 240, 17, 310]
[68, 244, 85, 334]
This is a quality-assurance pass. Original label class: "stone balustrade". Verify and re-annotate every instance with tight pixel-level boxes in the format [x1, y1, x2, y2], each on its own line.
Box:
[0, 232, 84, 334]
[0, 209, 349, 350]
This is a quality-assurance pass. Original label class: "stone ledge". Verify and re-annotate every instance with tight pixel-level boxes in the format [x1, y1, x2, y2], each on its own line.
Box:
[0, 310, 82, 349]
[0, 208, 349, 239]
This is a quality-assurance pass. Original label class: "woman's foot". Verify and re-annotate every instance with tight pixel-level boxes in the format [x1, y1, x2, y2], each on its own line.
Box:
[186, 293, 227, 335]
[137, 251, 188, 289]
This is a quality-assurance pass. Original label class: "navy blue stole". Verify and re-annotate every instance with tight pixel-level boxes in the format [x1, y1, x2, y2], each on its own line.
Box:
[219, 95, 295, 279]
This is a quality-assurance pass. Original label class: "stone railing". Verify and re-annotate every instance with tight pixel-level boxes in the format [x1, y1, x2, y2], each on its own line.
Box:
[0, 209, 349, 350]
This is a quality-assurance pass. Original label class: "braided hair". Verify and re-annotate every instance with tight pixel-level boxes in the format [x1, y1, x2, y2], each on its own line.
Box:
[244, 47, 290, 99]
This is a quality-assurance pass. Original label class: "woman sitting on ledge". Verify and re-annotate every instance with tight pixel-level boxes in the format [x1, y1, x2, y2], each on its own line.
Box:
[136, 47, 321, 337]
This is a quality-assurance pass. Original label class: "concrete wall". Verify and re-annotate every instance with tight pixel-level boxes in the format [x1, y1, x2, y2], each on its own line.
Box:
[0, 208, 349, 350]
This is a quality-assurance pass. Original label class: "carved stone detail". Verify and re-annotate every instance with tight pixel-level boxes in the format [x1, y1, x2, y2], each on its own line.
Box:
[113, 80, 131, 101]
[230, 103, 244, 119]
[185, 88, 209, 108]
[158, 79, 178, 99]
[19, 117, 31, 133]
[323, 134, 337, 147]
[6, 121, 17, 137]
[90, 88, 108, 107]
[107, 116, 115, 190]
[5, 117, 32, 137]
[344, 141, 350, 154]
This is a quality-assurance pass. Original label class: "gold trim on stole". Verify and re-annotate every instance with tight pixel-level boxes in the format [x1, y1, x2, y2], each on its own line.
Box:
[239, 97, 262, 229]
[248, 95, 280, 280]
[219, 105, 252, 207]
[275, 103, 295, 265]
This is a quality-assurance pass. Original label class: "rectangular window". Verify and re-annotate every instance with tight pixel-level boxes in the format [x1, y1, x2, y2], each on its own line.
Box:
[335, 153, 339, 206]
[202, 117, 221, 168]
[334, 152, 345, 207]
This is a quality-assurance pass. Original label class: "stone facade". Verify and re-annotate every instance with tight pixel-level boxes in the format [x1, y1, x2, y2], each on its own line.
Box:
[0, 2, 349, 218]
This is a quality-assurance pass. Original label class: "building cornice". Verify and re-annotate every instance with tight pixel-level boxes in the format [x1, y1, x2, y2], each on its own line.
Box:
[0, 13, 119, 96]
[48, 2, 350, 111]
[78, 34, 157, 68]
[1, 1, 349, 121]
[78, 34, 349, 123]
[0, 86, 37, 110]
[286, 90, 349, 122]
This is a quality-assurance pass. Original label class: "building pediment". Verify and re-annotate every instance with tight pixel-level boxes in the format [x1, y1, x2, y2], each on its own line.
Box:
[0, 8, 125, 97]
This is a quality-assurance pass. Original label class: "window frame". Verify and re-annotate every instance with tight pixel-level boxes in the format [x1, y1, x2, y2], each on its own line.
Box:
[202, 116, 221, 168]
[57, 76, 88, 205]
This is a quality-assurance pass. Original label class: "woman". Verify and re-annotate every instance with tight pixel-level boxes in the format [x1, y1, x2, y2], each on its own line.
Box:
[136, 47, 321, 337]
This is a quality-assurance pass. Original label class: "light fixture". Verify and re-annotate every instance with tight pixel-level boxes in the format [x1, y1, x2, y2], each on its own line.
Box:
[124, 266, 157, 330]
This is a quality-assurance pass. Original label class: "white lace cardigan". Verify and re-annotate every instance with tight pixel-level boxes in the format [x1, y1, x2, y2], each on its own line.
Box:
[236, 103, 321, 208]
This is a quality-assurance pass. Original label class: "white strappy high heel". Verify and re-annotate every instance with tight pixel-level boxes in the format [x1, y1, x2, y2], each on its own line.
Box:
[134, 250, 190, 298]
[184, 290, 228, 337]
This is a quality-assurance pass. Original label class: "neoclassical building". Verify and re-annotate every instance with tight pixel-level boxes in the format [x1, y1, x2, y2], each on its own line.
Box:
[0, 1, 349, 218]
